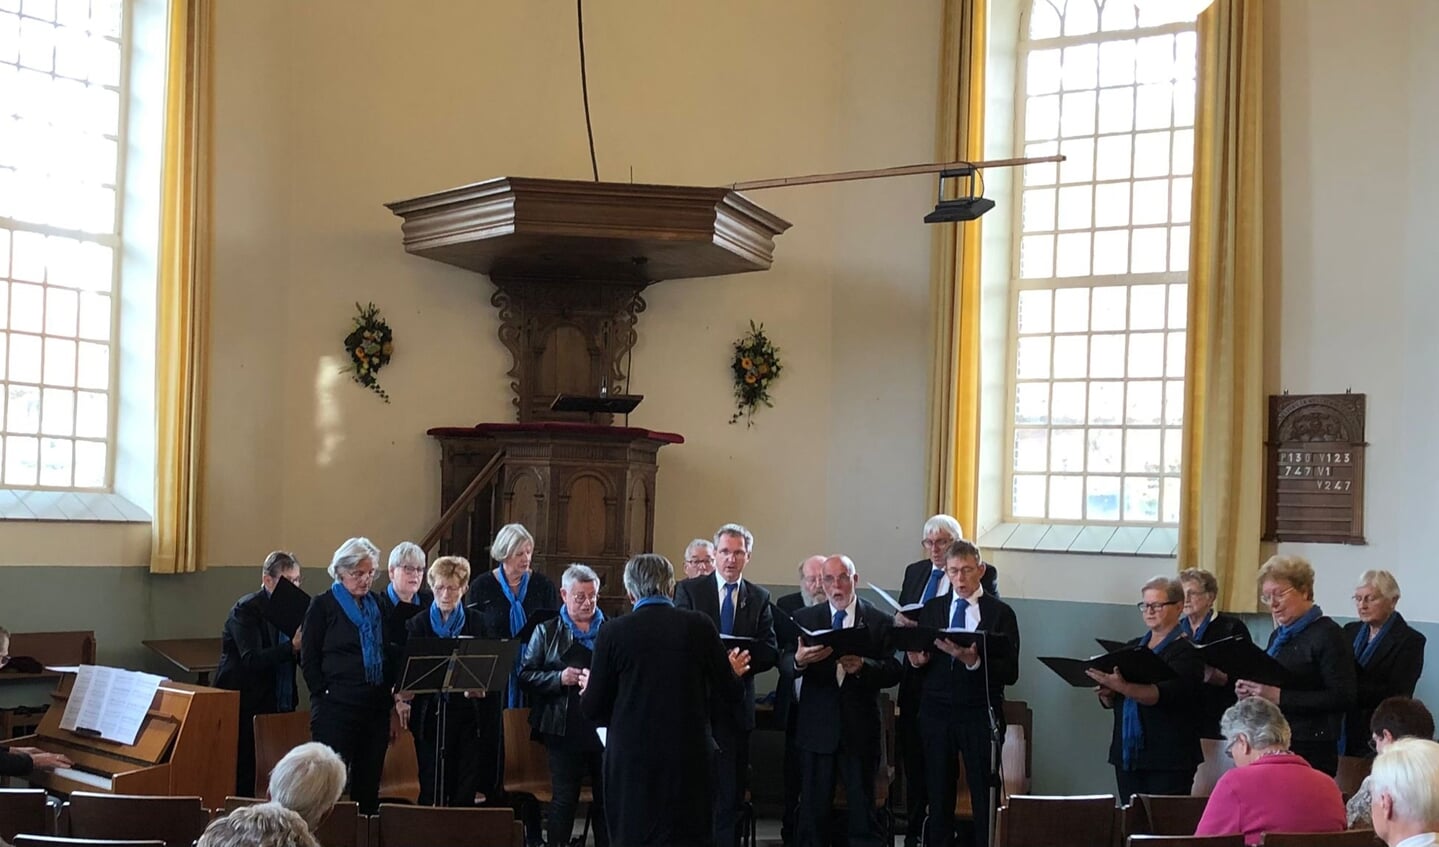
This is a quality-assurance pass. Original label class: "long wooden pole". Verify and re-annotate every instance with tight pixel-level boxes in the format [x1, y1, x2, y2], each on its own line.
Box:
[730, 154, 1064, 191]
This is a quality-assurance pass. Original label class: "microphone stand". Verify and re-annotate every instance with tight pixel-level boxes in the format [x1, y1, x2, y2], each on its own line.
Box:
[980, 633, 1004, 847]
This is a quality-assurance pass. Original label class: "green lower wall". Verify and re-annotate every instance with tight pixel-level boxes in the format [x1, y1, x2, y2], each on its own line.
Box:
[5, 568, 1437, 800]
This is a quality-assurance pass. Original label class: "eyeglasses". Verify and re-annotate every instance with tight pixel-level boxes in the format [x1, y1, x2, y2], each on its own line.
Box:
[922, 537, 955, 550]
[686, 557, 715, 566]
[1137, 601, 1180, 612]
[1352, 594, 1383, 605]
[395, 565, 425, 575]
[1223, 736, 1243, 760]
[569, 594, 598, 606]
[342, 569, 376, 583]
[1369, 734, 1381, 753]
[1260, 586, 1296, 605]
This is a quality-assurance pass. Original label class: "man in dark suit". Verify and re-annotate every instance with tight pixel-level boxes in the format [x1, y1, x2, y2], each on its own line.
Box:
[905, 539, 1020, 847]
[782, 555, 902, 847]
[895, 515, 997, 847]
[775, 554, 827, 846]
[580, 554, 743, 847]
[674, 523, 778, 847]
[214, 550, 304, 796]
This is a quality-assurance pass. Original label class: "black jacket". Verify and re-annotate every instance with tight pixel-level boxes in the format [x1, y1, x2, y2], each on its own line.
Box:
[402, 607, 486, 741]
[520, 617, 603, 740]
[911, 591, 1020, 714]
[1104, 632, 1205, 771]
[897, 558, 999, 711]
[1267, 614, 1357, 747]
[300, 589, 398, 712]
[779, 598, 901, 759]
[378, 587, 432, 651]
[1191, 612, 1252, 738]
[468, 569, 560, 639]
[0, 749, 33, 777]
[772, 591, 808, 726]
[214, 588, 299, 717]
[1341, 614, 1426, 756]
[673, 575, 778, 732]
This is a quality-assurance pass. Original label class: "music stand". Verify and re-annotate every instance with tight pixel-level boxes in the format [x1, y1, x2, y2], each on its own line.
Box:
[399, 637, 522, 806]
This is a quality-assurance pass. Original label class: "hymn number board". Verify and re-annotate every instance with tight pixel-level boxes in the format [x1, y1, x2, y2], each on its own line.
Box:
[1263, 393, 1366, 544]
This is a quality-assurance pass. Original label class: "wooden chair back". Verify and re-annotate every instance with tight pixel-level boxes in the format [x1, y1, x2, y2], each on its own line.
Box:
[377, 727, 420, 804]
[1129, 835, 1245, 847]
[224, 796, 366, 847]
[1261, 830, 1381, 847]
[501, 708, 552, 802]
[0, 788, 51, 840]
[64, 793, 209, 847]
[995, 795, 1119, 847]
[251, 710, 312, 798]
[375, 804, 518, 847]
[1335, 756, 1372, 798]
[17, 837, 163, 847]
[1128, 794, 1211, 836]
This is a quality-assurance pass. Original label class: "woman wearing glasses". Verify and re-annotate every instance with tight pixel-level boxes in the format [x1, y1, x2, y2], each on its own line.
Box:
[300, 537, 397, 813]
[1087, 576, 1204, 800]
[380, 542, 433, 637]
[1233, 555, 1356, 775]
[1341, 571, 1426, 760]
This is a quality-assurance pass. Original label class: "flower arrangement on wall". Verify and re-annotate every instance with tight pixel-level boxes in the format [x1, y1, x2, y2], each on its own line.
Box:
[729, 320, 782, 426]
[345, 302, 394, 402]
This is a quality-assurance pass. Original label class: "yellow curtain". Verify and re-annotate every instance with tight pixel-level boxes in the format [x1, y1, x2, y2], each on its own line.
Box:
[926, 0, 986, 536]
[1179, 0, 1267, 612]
[151, 0, 214, 574]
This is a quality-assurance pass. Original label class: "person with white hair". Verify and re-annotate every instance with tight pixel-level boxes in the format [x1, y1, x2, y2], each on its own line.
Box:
[379, 542, 433, 641]
[299, 537, 396, 813]
[682, 539, 717, 580]
[198, 803, 318, 847]
[266, 742, 346, 830]
[1368, 737, 1439, 847]
[1342, 570, 1427, 758]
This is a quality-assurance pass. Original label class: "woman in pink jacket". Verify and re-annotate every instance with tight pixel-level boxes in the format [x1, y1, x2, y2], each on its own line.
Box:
[1196, 697, 1347, 845]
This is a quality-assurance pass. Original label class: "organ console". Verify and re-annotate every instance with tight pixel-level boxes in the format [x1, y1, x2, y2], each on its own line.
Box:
[11, 669, 238, 807]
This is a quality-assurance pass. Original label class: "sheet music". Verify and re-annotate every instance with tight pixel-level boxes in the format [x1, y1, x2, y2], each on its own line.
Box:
[59, 665, 165, 745]
[865, 582, 923, 615]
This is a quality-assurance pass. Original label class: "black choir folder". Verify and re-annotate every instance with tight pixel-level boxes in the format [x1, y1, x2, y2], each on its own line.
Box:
[1096, 638, 1128, 654]
[1039, 644, 1177, 688]
[561, 641, 592, 670]
[718, 635, 779, 669]
[1196, 635, 1292, 687]
[887, 626, 1012, 657]
[263, 575, 311, 637]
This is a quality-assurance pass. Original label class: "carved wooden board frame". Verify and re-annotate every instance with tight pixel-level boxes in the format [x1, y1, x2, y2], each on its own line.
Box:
[1263, 393, 1366, 544]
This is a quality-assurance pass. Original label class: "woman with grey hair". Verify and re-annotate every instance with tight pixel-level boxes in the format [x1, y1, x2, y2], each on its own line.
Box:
[267, 742, 346, 830]
[1087, 576, 1204, 799]
[1195, 698, 1345, 844]
[520, 564, 610, 847]
[380, 542, 432, 638]
[1342, 570, 1426, 758]
[198, 803, 318, 847]
[299, 537, 395, 814]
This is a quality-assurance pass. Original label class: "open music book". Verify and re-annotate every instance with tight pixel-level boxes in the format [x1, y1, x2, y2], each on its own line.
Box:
[58, 665, 165, 745]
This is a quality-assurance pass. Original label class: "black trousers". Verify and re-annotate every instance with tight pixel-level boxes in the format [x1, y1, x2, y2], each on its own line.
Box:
[920, 706, 997, 847]
[898, 694, 928, 843]
[547, 744, 608, 847]
[412, 696, 482, 807]
[1114, 767, 1196, 804]
[1292, 739, 1339, 776]
[783, 711, 802, 845]
[712, 721, 751, 847]
[310, 698, 390, 814]
[798, 747, 882, 847]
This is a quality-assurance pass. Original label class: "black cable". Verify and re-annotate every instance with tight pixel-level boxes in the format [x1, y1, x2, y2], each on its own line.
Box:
[577, 0, 599, 181]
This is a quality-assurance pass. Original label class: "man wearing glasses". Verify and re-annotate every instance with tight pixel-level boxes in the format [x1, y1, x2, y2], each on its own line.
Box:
[683, 539, 717, 580]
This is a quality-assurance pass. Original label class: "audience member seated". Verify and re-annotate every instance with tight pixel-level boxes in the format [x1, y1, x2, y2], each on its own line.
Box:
[1195, 698, 1346, 845]
[199, 803, 319, 847]
[1342, 571, 1426, 760]
[0, 626, 73, 778]
[267, 741, 347, 831]
[1368, 737, 1439, 847]
[1348, 698, 1436, 828]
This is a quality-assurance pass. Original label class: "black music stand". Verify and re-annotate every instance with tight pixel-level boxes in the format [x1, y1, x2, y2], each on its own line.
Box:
[399, 637, 522, 806]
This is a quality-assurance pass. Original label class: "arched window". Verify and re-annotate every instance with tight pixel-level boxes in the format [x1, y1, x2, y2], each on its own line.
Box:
[1006, 0, 1199, 526]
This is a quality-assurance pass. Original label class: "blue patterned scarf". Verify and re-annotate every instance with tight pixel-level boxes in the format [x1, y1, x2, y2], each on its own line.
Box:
[561, 606, 605, 651]
[329, 581, 385, 685]
[429, 600, 467, 638]
[1180, 610, 1213, 643]
[1267, 605, 1324, 657]
[1121, 626, 1184, 770]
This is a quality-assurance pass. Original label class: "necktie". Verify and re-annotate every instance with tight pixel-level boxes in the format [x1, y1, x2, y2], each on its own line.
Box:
[921, 568, 944, 603]
[833, 608, 848, 685]
[951, 597, 970, 630]
[720, 582, 737, 635]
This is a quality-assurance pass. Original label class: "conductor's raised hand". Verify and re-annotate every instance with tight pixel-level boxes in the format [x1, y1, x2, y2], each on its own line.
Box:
[794, 643, 833, 669]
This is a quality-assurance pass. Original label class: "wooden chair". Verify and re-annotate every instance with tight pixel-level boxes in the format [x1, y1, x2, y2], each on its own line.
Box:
[1126, 794, 1211, 837]
[16, 837, 163, 847]
[64, 793, 209, 847]
[994, 795, 1120, 847]
[378, 726, 421, 805]
[1261, 830, 1381, 847]
[0, 788, 52, 840]
[374, 803, 519, 847]
[251, 710, 313, 798]
[501, 708, 593, 844]
[1335, 756, 1373, 798]
[1129, 835, 1245, 847]
[224, 796, 366, 847]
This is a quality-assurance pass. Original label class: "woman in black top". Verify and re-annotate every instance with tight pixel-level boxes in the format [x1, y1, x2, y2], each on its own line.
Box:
[1234, 555, 1356, 776]
[299, 537, 397, 813]
[401, 555, 488, 807]
[1178, 568, 1253, 738]
[1342, 570, 1426, 757]
[520, 564, 610, 847]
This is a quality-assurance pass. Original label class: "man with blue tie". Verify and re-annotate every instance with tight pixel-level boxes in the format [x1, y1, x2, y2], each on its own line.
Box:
[905, 539, 1020, 847]
[781, 555, 902, 846]
[674, 523, 778, 847]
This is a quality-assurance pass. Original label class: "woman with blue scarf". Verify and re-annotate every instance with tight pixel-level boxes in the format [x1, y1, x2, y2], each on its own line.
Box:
[1088, 575, 1204, 801]
[299, 537, 396, 814]
[1340, 570, 1426, 759]
[520, 564, 611, 847]
[1234, 555, 1356, 775]
[399, 555, 487, 807]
